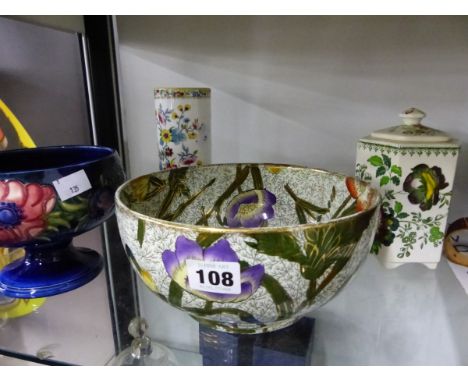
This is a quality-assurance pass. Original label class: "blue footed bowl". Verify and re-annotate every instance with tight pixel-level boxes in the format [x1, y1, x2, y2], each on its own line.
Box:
[0, 145, 125, 298]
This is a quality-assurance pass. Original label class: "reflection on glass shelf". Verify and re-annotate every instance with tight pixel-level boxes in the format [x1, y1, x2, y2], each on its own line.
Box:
[138, 255, 468, 366]
[0, 228, 115, 366]
[2, 229, 467, 365]
[199, 317, 314, 365]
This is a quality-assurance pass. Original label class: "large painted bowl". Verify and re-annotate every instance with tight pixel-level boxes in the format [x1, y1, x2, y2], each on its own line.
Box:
[0, 145, 125, 298]
[116, 164, 380, 334]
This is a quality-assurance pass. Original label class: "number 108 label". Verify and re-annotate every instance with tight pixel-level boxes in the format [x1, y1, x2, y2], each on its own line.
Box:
[186, 259, 241, 295]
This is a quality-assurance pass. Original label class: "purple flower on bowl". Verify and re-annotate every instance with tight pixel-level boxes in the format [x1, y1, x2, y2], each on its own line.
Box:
[226, 189, 277, 228]
[162, 236, 265, 303]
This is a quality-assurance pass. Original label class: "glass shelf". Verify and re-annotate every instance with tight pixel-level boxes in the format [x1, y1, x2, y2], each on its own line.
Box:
[0, 229, 115, 366]
[132, 255, 468, 366]
[2, 249, 466, 365]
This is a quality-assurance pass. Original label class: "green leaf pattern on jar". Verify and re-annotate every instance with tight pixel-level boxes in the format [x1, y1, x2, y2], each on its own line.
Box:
[361, 153, 450, 258]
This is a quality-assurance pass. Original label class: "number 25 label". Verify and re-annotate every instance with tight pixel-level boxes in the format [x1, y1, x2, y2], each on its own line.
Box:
[186, 259, 241, 295]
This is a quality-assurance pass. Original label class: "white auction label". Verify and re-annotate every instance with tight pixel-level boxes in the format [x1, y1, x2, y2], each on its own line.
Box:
[186, 259, 241, 295]
[52, 169, 92, 201]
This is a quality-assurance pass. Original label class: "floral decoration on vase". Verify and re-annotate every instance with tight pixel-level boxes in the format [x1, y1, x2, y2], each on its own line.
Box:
[155, 88, 211, 170]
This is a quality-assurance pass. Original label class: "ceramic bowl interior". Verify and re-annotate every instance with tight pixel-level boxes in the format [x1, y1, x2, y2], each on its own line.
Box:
[119, 164, 379, 229]
[116, 163, 380, 334]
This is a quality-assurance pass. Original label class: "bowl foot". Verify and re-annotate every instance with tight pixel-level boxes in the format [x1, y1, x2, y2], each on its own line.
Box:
[193, 315, 301, 335]
[0, 240, 103, 298]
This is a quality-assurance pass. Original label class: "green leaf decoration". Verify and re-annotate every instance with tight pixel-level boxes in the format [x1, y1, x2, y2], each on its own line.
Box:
[124, 244, 144, 275]
[124, 175, 167, 208]
[304, 225, 342, 259]
[168, 280, 183, 307]
[157, 167, 189, 218]
[391, 176, 400, 185]
[368, 155, 383, 167]
[129, 176, 150, 201]
[246, 232, 306, 265]
[376, 166, 386, 177]
[330, 186, 336, 202]
[196, 165, 250, 225]
[137, 218, 146, 248]
[382, 154, 392, 168]
[260, 274, 294, 320]
[162, 178, 216, 221]
[59, 200, 88, 212]
[315, 256, 351, 295]
[45, 194, 90, 234]
[339, 201, 357, 218]
[250, 165, 264, 190]
[305, 213, 372, 253]
[120, 190, 133, 206]
[394, 201, 403, 214]
[397, 212, 409, 219]
[390, 165, 402, 177]
[284, 184, 329, 223]
[371, 241, 381, 255]
[429, 226, 444, 243]
[306, 281, 316, 300]
[380, 176, 390, 186]
[384, 190, 396, 200]
[295, 204, 307, 224]
[298, 198, 329, 215]
[47, 216, 72, 229]
[300, 224, 356, 305]
[196, 232, 223, 249]
[331, 195, 352, 219]
[328, 186, 336, 209]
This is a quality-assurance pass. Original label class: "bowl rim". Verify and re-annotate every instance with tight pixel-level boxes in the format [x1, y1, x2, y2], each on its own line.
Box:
[115, 163, 381, 234]
[0, 145, 116, 176]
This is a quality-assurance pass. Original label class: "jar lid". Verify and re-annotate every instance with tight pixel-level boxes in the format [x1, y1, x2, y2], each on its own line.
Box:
[370, 107, 452, 143]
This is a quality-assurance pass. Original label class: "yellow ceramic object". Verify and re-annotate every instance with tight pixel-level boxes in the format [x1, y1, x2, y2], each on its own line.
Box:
[0, 248, 46, 319]
[0, 295, 46, 319]
[0, 99, 36, 148]
[0, 107, 45, 319]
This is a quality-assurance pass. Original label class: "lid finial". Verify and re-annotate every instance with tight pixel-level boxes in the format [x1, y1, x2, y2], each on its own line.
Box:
[399, 107, 426, 126]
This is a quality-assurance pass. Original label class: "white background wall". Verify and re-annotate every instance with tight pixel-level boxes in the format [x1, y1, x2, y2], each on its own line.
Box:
[8, 15, 84, 33]
[0, 17, 90, 148]
[116, 16, 468, 364]
[117, 16, 468, 219]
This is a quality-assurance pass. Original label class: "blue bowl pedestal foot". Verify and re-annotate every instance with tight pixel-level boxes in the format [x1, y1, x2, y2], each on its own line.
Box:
[0, 239, 103, 298]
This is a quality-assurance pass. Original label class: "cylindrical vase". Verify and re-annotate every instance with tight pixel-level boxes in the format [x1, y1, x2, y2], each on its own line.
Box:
[154, 87, 211, 170]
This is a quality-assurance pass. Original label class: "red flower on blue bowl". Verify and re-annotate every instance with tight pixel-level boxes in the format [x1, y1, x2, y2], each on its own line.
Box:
[0, 180, 56, 244]
[162, 236, 265, 303]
